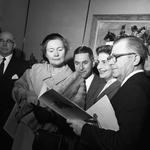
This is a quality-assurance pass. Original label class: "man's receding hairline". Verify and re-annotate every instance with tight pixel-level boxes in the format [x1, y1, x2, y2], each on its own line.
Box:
[0, 31, 15, 41]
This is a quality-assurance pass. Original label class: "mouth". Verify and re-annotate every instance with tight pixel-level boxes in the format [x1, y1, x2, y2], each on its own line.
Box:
[78, 71, 86, 74]
[53, 58, 61, 60]
[99, 69, 107, 74]
[111, 67, 116, 71]
[1, 47, 8, 50]
[79, 71, 85, 73]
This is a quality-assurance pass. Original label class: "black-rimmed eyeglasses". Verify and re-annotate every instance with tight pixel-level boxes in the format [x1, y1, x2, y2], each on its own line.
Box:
[0, 39, 14, 46]
[107, 53, 136, 63]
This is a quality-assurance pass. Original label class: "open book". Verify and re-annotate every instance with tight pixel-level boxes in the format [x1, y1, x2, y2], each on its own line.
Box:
[39, 84, 119, 131]
[38, 84, 92, 121]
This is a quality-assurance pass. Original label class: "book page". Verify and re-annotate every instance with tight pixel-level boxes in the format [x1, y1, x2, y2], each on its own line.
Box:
[86, 95, 119, 131]
[38, 82, 51, 98]
[38, 89, 92, 121]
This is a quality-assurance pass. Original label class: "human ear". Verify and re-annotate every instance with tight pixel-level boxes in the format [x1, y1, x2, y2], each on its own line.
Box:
[133, 54, 141, 66]
[13, 43, 16, 49]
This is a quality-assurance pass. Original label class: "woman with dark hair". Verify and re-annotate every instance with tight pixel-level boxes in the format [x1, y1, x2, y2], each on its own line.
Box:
[40, 33, 70, 62]
[95, 45, 120, 101]
[11, 33, 86, 150]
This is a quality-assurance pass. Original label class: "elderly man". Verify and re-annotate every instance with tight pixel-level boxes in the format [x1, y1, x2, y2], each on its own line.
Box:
[67, 36, 150, 150]
[0, 31, 30, 149]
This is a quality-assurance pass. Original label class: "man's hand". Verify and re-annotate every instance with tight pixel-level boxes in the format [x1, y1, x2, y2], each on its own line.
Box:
[67, 119, 86, 136]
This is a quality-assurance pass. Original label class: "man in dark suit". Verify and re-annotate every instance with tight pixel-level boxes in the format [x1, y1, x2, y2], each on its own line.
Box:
[68, 36, 150, 150]
[73, 46, 105, 110]
[0, 31, 30, 150]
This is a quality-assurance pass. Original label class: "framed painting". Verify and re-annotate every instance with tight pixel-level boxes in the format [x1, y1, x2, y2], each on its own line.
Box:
[89, 14, 150, 72]
[89, 14, 150, 56]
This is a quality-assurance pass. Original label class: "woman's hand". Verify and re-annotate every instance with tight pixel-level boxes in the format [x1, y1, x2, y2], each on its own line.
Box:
[26, 91, 39, 105]
[26, 91, 50, 109]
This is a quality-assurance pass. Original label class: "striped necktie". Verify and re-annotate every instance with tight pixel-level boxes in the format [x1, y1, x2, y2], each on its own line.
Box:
[0, 57, 6, 79]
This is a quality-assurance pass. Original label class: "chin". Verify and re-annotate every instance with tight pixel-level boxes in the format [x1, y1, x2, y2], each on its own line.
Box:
[52, 62, 65, 67]
[112, 73, 118, 78]
[100, 73, 105, 78]
[80, 74, 87, 79]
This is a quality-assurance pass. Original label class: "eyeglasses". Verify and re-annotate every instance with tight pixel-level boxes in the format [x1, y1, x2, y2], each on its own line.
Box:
[0, 39, 14, 46]
[107, 53, 136, 63]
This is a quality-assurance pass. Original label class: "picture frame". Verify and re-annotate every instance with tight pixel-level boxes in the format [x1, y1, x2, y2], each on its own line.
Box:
[89, 14, 150, 72]
[89, 14, 150, 56]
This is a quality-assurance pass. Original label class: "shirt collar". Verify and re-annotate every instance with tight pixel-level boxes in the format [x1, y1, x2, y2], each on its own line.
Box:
[0, 54, 12, 61]
[121, 69, 144, 86]
[85, 73, 94, 91]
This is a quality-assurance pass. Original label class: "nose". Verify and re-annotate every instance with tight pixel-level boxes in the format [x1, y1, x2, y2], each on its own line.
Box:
[108, 59, 114, 66]
[79, 64, 84, 70]
[3, 41, 7, 46]
[54, 50, 59, 56]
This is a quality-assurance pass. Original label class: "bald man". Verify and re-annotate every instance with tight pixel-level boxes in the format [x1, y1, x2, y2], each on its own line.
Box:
[0, 31, 30, 149]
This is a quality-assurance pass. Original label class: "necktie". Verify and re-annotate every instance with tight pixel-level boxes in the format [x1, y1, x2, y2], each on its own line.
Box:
[0, 57, 6, 79]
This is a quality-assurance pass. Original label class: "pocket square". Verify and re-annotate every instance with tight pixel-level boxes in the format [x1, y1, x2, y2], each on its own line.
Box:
[12, 74, 19, 79]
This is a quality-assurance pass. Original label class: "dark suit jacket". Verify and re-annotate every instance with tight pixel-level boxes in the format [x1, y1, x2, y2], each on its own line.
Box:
[0, 54, 30, 150]
[95, 80, 120, 103]
[0, 54, 30, 118]
[80, 72, 150, 150]
[85, 74, 105, 110]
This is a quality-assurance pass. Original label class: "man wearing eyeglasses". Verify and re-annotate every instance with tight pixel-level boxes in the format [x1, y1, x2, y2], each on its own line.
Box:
[0, 31, 30, 149]
[67, 36, 150, 150]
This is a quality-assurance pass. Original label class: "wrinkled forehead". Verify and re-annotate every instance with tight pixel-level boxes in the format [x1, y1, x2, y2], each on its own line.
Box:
[0, 32, 15, 42]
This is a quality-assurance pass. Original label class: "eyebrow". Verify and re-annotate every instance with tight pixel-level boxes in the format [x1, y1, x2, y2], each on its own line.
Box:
[74, 60, 89, 63]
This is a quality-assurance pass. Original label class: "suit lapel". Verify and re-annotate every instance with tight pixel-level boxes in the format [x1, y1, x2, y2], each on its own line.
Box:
[0, 55, 16, 85]
[87, 75, 100, 100]
[86, 74, 105, 110]
[97, 80, 120, 101]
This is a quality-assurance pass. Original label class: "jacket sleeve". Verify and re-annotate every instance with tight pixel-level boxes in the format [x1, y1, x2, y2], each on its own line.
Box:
[79, 84, 150, 150]
[12, 69, 38, 121]
[12, 69, 37, 104]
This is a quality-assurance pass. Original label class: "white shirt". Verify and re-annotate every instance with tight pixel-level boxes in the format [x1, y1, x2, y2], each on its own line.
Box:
[121, 69, 144, 87]
[85, 73, 94, 92]
[0, 54, 12, 73]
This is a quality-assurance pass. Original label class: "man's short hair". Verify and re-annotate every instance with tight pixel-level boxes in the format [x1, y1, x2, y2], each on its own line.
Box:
[73, 46, 94, 60]
[114, 36, 149, 66]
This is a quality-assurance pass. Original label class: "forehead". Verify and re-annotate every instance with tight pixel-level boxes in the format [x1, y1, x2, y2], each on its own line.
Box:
[0, 32, 15, 41]
[74, 53, 91, 61]
[47, 39, 63, 48]
[112, 39, 128, 54]
[98, 52, 109, 60]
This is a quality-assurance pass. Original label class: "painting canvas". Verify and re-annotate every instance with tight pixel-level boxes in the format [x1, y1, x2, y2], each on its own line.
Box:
[89, 14, 150, 72]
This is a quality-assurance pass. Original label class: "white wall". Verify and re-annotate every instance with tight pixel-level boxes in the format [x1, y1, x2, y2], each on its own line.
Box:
[1, 0, 150, 62]
[23, 0, 89, 61]
[0, 0, 28, 57]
